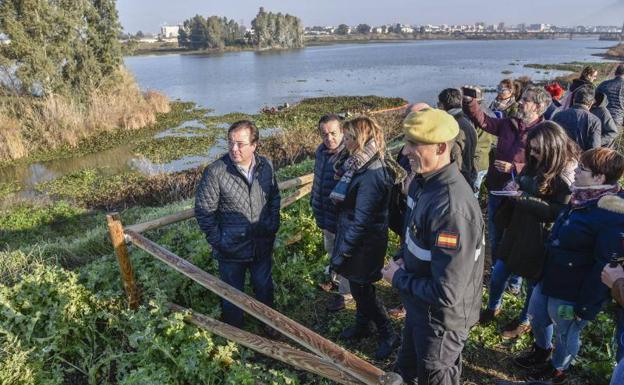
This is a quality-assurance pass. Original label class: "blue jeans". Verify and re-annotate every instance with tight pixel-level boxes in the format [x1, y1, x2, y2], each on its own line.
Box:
[528, 283, 589, 371]
[611, 358, 624, 385]
[487, 193, 522, 292]
[616, 307, 624, 362]
[487, 259, 534, 324]
[218, 256, 274, 328]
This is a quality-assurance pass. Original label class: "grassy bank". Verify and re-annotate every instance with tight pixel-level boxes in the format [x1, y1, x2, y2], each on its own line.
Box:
[0, 69, 171, 165]
[604, 44, 624, 59]
[0, 158, 617, 384]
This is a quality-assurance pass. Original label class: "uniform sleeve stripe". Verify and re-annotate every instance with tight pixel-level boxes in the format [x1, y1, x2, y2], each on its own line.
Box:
[406, 233, 432, 261]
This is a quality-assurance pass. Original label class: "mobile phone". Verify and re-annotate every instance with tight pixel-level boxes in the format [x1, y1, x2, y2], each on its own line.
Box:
[461, 86, 479, 99]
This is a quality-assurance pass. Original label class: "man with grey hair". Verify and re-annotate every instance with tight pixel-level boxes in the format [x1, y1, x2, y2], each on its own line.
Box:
[462, 84, 551, 325]
[553, 85, 602, 151]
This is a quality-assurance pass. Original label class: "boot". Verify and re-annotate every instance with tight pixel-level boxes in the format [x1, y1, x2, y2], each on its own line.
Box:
[374, 321, 398, 360]
[530, 365, 568, 384]
[513, 343, 552, 369]
[501, 320, 531, 340]
[478, 307, 501, 324]
[326, 294, 345, 312]
[338, 323, 372, 340]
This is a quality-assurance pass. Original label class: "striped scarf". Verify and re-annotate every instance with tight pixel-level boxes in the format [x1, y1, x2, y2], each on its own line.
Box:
[330, 139, 378, 204]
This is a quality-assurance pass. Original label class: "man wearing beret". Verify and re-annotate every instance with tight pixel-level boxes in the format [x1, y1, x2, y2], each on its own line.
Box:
[382, 108, 485, 385]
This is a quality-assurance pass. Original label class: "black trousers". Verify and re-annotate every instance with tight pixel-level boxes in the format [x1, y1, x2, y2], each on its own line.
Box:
[396, 316, 469, 385]
[348, 281, 391, 334]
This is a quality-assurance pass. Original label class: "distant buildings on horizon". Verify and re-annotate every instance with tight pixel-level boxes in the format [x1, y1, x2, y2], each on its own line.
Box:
[120, 21, 623, 43]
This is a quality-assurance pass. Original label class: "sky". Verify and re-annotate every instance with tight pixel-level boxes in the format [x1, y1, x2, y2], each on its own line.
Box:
[117, 0, 624, 34]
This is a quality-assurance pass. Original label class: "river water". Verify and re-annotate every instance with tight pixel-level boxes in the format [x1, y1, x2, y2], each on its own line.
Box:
[0, 39, 613, 197]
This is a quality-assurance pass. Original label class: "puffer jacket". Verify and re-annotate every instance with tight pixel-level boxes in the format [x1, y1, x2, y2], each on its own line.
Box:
[310, 143, 345, 234]
[332, 155, 396, 283]
[195, 154, 281, 262]
[597, 76, 624, 126]
[552, 104, 602, 151]
[463, 98, 541, 190]
[591, 92, 620, 148]
[541, 191, 624, 320]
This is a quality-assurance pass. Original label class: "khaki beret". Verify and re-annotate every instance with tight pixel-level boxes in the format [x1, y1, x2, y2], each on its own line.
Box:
[403, 108, 459, 144]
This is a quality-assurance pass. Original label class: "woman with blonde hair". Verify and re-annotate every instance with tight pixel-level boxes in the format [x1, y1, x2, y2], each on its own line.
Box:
[330, 116, 399, 360]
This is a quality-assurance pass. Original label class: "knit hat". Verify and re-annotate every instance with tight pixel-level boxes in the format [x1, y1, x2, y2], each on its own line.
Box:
[544, 82, 564, 100]
[403, 108, 459, 144]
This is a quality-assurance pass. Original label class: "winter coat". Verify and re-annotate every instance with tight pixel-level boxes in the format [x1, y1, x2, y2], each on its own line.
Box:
[311, 143, 345, 234]
[497, 172, 573, 280]
[332, 155, 395, 283]
[552, 104, 602, 151]
[393, 162, 485, 331]
[597, 76, 624, 126]
[541, 191, 624, 320]
[544, 99, 562, 121]
[463, 98, 541, 191]
[195, 154, 281, 262]
[591, 92, 620, 148]
[448, 108, 478, 187]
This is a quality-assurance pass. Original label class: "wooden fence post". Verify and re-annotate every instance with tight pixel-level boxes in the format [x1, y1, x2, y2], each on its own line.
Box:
[106, 213, 140, 309]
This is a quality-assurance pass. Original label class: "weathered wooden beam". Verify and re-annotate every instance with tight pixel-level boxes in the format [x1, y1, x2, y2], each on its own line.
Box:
[280, 183, 312, 209]
[106, 213, 140, 308]
[277, 173, 314, 190]
[126, 208, 195, 234]
[125, 173, 314, 234]
[168, 303, 363, 385]
[125, 230, 402, 385]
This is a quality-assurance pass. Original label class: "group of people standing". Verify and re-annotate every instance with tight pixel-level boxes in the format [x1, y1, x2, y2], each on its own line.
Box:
[194, 64, 624, 385]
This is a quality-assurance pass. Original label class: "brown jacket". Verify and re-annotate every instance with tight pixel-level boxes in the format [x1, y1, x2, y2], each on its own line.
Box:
[613, 278, 624, 308]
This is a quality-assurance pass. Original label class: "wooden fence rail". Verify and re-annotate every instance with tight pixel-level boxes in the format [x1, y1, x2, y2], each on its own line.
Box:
[107, 171, 405, 385]
[168, 303, 362, 385]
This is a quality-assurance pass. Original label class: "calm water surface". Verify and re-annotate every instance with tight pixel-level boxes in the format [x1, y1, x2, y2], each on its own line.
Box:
[1, 39, 612, 196]
[125, 39, 612, 114]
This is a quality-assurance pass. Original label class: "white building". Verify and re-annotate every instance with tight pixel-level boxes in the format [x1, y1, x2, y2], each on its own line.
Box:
[160, 25, 181, 39]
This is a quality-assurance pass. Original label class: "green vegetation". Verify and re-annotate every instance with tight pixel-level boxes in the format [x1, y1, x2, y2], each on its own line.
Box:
[133, 134, 217, 164]
[178, 15, 246, 50]
[251, 7, 304, 49]
[0, 181, 20, 198]
[0, 0, 172, 164]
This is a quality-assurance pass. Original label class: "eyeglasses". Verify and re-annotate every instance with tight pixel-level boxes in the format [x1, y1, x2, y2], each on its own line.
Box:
[228, 141, 252, 149]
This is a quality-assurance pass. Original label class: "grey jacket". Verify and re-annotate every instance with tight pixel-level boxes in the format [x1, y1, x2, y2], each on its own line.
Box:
[591, 92, 620, 148]
[552, 104, 602, 151]
[195, 154, 281, 262]
[393, 162, 484, 331]
[596, 76, 624, 126]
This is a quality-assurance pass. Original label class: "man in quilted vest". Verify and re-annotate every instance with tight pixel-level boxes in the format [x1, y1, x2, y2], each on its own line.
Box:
[195, 120, 281, 334]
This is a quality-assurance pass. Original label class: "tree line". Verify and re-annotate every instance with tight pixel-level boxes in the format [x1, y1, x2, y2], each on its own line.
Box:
[178, 8, 304, 50]
[0, 0, 122, 98]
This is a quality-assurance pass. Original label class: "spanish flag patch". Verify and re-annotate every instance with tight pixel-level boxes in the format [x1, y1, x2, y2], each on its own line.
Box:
[436, 231, 459, 249]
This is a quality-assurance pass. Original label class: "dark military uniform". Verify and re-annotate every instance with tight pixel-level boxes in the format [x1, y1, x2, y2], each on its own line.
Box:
[393, 161, 484, 385]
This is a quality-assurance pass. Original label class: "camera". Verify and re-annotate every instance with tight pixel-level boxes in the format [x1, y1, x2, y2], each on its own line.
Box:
[461, 86, 482, 100]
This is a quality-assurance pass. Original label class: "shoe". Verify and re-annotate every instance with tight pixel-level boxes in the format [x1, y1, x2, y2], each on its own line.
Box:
[318, 281, 337, 292]
[338, 324, 372, 340]
[388, 305, 406, 320]
[529, 366, 567, 384]
[513, 344, 552, 369]
[263, 325, 280, 339]
[374, 332, 398, 360]
[479, 307, 501, 324]
[326, 294, 346, 312]
[501, 320, 531, 340]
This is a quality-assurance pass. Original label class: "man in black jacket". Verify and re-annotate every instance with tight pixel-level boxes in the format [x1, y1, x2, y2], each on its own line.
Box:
[311, 114, 352, 311]
[195, 120, 281, 332]
[552, 85, 602, 151]
[383, 108, 484, 385]
[438, 88, 478, 187]
[591, 91, 620, 148]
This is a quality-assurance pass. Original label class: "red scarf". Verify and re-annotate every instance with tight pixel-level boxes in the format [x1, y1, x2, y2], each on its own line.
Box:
[570, 184, 621, 207]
